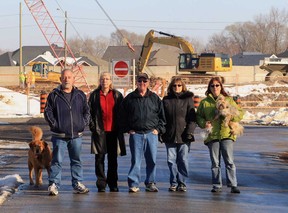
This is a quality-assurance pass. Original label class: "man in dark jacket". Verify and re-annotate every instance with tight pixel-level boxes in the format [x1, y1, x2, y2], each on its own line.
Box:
[88, 72, 126, 192]
[44, 69, 90, 196]
[119, 73, 166, 193]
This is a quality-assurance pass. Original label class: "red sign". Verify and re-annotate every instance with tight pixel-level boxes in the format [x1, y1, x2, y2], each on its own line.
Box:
[114, 61, 128, 78]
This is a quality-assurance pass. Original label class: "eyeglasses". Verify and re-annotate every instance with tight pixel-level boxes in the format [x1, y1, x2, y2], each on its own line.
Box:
[210, 84, 220, 88]
[173, 84, 182, 87]
[101, 78, 111, 81]
[137, 80, 148, 83]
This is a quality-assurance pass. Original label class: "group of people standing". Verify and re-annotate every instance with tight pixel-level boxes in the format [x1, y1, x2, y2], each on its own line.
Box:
[43, 69, 243, 196]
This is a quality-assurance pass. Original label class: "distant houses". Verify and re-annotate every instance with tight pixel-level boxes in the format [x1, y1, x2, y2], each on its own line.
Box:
[0, 46, 103, 67]
[232, 52, 271, 66]
[1, 45, 279, 70]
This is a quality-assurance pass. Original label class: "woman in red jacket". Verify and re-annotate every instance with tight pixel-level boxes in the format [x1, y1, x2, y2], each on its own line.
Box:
[88, 72, 126, 192]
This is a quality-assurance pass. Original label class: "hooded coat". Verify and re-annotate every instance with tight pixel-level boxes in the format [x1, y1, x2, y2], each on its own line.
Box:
[161, 91, 196, 144]
[44, 86, 90, 139]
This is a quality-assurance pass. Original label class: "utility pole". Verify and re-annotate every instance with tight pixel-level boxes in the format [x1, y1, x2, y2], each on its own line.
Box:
[19, 2, 22, 75]
[64, 11, 67, 68]
[20, 2, 30, 114]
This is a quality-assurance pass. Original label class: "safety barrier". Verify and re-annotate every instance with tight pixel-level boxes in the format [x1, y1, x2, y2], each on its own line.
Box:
[40, 92, 48, 113]
[233, 95, 241, 107]
[193, 95, 201, 108]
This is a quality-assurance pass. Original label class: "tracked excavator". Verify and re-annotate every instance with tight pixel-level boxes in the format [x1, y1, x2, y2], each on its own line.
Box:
[137, 30, 232, 85]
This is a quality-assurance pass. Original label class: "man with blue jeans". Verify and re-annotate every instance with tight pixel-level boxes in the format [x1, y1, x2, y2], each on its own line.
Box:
[119, 73, 166, 193]
[44, 69, 90, 196]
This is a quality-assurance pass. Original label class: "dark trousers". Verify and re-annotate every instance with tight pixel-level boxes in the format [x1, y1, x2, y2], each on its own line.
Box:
[95, 132, 118, 189]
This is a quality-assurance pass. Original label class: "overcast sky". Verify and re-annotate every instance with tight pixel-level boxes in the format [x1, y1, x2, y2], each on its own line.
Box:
[0, 0, 287, 50]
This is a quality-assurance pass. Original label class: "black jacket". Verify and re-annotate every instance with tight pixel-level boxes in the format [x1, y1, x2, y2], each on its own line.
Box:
[162, 91, 196, 144]
[88, 88, 126, 156]
[119, 89, 166, 134]
[44, 86, 90, 139]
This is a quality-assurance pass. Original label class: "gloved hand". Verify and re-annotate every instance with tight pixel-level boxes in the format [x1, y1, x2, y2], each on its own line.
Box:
[185, 133, 195, 142]
[158, 134, 163, 143]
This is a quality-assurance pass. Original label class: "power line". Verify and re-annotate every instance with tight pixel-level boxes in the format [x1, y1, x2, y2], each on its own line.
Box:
[93, 0, 135, 52]
[54, 0, 84, 42]
[0, 12, 243, 26]
[69, 17, 238, 25]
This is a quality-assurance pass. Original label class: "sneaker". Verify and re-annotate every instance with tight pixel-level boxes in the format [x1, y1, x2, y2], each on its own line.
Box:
[73, 182, 89, 194]
[48, 183, 58, 196]
[168, 185, 177, 192]
[177, 184, 187, 192]
[110, 187, 119, 192]
[98, 188, 106, 192]
[211, 187, 222, 193]
[145, 183, 159, 192]
[129, 186, 140, 193]
[231, 186, 240, 194]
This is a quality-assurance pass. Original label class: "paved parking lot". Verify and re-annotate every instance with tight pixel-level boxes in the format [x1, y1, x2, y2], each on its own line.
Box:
[0, 119, 287, 213]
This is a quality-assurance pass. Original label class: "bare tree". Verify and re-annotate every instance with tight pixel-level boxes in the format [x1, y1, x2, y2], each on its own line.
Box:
[225, 22, 252, 53]
[183, 36, 206, 53]
[110, 29, 144, 46]
[206, 32, 238, 56]
[68, 36, 110, 57]
[68, 37, 84, 55]
[266, 7, 288, 54]
[207, 7, 288, 55]
[249, 14, 270, 53]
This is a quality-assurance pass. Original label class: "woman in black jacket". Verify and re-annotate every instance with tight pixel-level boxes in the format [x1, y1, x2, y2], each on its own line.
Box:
[162, 77, 196, 192]
[88, 72, 126, 192]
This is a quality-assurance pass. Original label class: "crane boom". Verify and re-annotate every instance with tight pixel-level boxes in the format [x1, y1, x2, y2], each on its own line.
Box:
[24, 0, 90, 92]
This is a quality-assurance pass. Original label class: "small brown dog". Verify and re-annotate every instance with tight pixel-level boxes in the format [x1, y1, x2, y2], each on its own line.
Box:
[215, 95, 244, 137]
[28, 126, 52, 186]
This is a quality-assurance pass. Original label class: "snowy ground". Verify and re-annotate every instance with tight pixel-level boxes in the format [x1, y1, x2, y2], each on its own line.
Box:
[0, 82, 288, 204]
[2, 82, 288, 124]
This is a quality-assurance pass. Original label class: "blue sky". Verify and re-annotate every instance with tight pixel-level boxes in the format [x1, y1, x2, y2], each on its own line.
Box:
[0, 0, 287, 50]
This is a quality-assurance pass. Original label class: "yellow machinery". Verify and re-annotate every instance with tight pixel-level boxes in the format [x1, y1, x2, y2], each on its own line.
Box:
[137, 30, 232, 82]
[27, 61, 60, 83]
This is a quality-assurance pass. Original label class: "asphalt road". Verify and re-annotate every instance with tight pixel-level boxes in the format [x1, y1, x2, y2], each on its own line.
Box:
[0, 118, 287, 213]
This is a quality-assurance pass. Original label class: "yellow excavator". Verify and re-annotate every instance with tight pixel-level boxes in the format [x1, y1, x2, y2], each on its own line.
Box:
[27, 61, 60, 83]
[137, 30, 232, 84]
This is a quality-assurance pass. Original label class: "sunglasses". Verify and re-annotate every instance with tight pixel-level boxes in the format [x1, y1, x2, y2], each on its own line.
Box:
[137, 80, 148, 83]
[210, 84, 220, 88]
[173, 84, 182, 87]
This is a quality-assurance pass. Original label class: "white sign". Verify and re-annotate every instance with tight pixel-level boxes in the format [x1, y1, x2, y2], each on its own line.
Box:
[112, 60, 130, 87]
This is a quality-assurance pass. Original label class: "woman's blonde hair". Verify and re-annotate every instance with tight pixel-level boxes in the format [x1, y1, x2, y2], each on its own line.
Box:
[98, 72, 113, 90]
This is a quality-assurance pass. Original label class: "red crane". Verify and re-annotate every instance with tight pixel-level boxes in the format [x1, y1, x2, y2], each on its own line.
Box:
[24, 0, 90, 92]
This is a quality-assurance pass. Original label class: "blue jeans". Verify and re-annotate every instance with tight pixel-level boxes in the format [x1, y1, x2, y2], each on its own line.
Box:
[165, 143, 190, 186]
[207, 139, 237, 188]
[128, 132, 158, 187]
[49, 136, 84, 188]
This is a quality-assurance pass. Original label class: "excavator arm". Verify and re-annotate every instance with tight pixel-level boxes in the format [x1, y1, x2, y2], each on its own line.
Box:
[137, 30, 197, 73]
